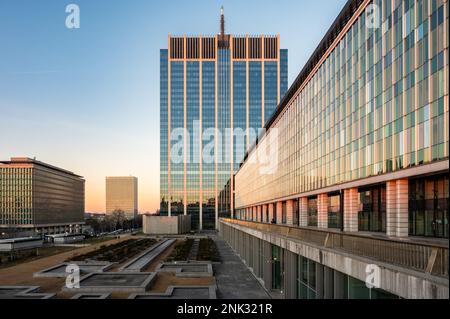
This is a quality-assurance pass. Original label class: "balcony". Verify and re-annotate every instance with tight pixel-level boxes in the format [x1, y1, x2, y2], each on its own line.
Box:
[220, 218, 449, 278]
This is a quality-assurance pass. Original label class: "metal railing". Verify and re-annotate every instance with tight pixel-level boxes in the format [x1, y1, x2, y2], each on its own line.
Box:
[220, 218, 449, 278]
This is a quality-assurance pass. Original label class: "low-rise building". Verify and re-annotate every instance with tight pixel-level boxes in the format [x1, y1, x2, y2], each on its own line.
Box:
[0, 237, 43, 252]
[143, 215, 191, 235]
[0, 157, 85, 236]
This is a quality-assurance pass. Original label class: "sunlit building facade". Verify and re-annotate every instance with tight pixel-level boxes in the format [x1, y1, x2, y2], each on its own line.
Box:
[160, 8, 288, 230]
[221, 0, 449, 299]
[0, 157, 85, 236]
[105, 176, 138, 220]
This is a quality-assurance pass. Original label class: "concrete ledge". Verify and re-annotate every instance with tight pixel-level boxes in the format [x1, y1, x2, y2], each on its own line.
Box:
[119, 239, 176, 272]
[34, 261, 114, 278]
[155, 262, 214, 278]
[62, 272, 157, 293]
[0, 286, 56, 299]
[71, 293, 111, 299]
[128, 285, 217, 299]
[13, 292, 56, 299]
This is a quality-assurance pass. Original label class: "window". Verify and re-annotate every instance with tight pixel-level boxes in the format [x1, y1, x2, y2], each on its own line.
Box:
[293, 199, 299, 226]
[307, 197, 318, 227]
[328, 194, 342, 229]
[409, 174, 449, 238]
[272, 245, 283, 290]
[297, 256, 317, 299]
[358, 185, 386, 232]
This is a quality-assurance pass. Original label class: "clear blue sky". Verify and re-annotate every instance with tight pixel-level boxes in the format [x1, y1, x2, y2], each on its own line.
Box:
[0, 0, 347, 213]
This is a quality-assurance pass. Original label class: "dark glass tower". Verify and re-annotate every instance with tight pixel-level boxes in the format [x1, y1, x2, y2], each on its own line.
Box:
[160, 8, 288, 230]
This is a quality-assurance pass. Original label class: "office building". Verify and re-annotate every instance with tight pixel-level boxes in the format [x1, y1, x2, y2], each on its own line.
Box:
[221, 0, 449, 299]
[0, 157, 85, 236]
[106, 176, 138, 219]
[160, 7, 288, 230]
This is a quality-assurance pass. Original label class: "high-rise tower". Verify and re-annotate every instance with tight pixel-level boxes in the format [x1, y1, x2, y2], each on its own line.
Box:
[160, 7, 288, 230]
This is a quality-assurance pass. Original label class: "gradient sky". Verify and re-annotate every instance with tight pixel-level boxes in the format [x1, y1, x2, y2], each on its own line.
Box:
[0, 0, 347, 213]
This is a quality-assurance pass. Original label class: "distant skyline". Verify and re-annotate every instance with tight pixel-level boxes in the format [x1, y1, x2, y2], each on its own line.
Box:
[0, 0, 347, 213]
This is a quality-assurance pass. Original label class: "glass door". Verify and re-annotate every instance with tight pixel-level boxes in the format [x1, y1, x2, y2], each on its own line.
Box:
[271, 245, 283, 290]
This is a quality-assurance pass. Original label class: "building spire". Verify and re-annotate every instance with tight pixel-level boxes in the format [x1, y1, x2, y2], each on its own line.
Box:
[220, 5, 225, 35]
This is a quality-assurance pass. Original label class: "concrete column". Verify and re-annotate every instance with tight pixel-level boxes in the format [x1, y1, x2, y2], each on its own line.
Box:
[396, 180, 409, 237]
[299, 197, 308, 227]
[268, 203, 274, 223]
[262, 205, 267, 223]
[387, 179, 409, 237]
[286, 200, 294, 225]
[344, 188, 359, 232]
[318, 193, 329, 229]
[386, 180, 396, 237]
[276, 202, 283, 224]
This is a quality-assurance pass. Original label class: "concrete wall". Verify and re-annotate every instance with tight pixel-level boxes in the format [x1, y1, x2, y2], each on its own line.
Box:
[0, 239, 43, 252]
[143, 215, 191, 235]
[53, 235, 85, 244]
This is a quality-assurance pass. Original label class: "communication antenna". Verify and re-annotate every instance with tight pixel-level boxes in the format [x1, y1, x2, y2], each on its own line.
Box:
[220, 6, 225, 35]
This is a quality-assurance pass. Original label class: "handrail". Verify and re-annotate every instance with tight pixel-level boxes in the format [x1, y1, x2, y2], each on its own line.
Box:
[220, 218, 449, 278]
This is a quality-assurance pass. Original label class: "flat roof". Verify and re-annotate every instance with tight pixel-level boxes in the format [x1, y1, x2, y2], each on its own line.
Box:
[0, 157, 83, 178]
[46, 233, 84, 238]
[0, 237, 42, 244]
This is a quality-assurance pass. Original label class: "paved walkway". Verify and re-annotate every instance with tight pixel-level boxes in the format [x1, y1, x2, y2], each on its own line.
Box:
[212, 237, 270, 299]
